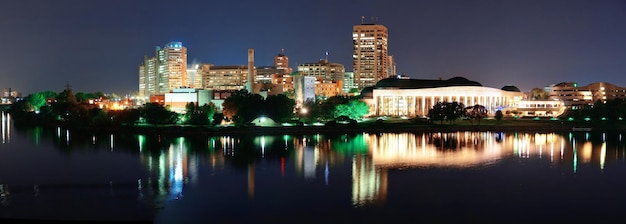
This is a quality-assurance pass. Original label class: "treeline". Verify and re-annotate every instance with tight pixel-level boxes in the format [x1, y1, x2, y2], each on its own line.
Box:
[9, 88, 370, 128]
[562, 98, 626, 122]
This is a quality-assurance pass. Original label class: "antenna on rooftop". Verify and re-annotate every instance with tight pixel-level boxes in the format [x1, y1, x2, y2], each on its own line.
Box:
[361, 16, 365, 24]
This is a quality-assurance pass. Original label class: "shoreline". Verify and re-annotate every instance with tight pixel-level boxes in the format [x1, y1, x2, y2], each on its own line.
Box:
[27, 122, 624, 137]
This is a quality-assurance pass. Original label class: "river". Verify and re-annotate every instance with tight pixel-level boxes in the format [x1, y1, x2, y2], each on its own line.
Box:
[1, 111, 626, 222]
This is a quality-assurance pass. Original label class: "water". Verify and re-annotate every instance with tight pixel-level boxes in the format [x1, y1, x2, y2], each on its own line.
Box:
[2, 111, 626, 222]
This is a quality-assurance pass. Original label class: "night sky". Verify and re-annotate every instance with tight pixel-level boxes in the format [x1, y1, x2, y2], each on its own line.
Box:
[1, 0, 625, 95]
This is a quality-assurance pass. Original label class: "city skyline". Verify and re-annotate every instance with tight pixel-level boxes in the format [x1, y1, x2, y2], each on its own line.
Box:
[1, 0, 625, 95]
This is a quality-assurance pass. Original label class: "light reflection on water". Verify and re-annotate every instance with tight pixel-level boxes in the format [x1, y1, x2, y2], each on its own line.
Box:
[3, 117, 626, 221]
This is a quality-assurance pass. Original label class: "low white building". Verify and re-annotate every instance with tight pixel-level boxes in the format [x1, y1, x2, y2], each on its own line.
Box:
[361, 77, 525, 117]
[164, 88, 212, 113]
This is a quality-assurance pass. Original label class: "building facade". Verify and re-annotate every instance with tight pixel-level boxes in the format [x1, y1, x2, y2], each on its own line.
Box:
[353, 23, 388, 90]
[297, 59, 345, 82]
[157, 42, 188, 92]
[139, 42, 187, 96]
[546, 82, 626, 108]
[200, 64, 249, 91]
[361, 77, 525, 117]
[138, 56, 158, 97]
[293, 73, 316, 107]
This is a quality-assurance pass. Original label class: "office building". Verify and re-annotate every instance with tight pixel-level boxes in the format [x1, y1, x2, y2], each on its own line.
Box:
[353, 22, 388, 90]
[139, 42, 188, 96]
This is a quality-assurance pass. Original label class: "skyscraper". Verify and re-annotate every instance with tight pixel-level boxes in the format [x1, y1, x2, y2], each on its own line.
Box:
[352, 22, 388, 89]
[157, 42, 188, 92]
[139, 42, 188, 97]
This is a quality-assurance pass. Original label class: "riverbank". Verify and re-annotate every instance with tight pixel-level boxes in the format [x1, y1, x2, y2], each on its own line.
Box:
[33, 119, 625, 137]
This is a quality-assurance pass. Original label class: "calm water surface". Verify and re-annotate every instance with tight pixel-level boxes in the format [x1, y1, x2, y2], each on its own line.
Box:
[2, 111, 626, 222]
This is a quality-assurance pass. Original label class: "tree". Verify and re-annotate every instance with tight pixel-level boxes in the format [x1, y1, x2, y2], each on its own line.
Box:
[25, 90, 57, 111]
[140, 102, 178, 125]
[184, 102, 217, 125]
[444, 101, 465, 124]
[428, 102, 465, 124]
[333, 99, 369, 120]
[530, 88, 548, 100]
[265, 94, 296, 122]
[108, 109, 140, 126]
[319, 96, 350, 120]
[221, 89, 264, 124]
[495, 110, 504, 123]
[428, 102, 447, 124]
[465, 104, 488, 125]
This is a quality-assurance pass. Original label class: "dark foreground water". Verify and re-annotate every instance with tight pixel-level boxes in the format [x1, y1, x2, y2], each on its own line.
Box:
[2, 112, 626, 223]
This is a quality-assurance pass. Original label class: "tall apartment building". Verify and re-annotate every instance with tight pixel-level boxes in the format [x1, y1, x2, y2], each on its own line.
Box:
[352, 23, 388, 90]
[139, 42, 188, 97]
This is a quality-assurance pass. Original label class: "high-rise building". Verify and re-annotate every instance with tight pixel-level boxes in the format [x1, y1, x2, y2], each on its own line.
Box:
[138, 56, 158, 97]
[157, 42, 188, 92]
[139, 42, 188, 96]
[352, 22, 388, 90]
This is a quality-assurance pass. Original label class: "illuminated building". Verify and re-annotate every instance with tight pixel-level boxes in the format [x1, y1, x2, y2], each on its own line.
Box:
[297, 59, 345, 98]
[200, 64, 249, 91]
[343, 71, 355, 94]
[188, 64, 202, 89]
[138, 56, 158, 97]
[361, 77, 525, 117]
[546, 82, 626, 108]
[387, 55, 396, 77]
[297, 59, 345, 83]
[274, 52, 292, 74]
[157, 42, 188, 92]
[139, 42, 188, 95]
[353, 22, 388, 89]
[163, 88, 212, 113]
[293, 72, 316, 107]
[513, 100, 566, 117]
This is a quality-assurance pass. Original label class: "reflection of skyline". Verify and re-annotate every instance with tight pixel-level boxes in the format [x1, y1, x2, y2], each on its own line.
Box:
[8, 119, 626, 210]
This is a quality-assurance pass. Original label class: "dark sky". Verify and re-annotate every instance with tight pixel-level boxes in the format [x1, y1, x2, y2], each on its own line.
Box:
[1, 0, 625, 95]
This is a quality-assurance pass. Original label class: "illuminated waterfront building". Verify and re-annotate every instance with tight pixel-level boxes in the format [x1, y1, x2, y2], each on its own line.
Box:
[546, 82, 626, 108]
[353, 22, 388, 89]
[361, 77, 525, 117]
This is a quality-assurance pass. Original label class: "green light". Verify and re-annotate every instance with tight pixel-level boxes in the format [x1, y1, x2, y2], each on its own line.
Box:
[138, 135, 146, 152]
[584, 117, 591, 121]
[534, 117, 540, 120]
[550, 117, 558, 121]
[620, 117, 623, 121]
[568, 117, 574, 121]
[601, 117, 607, 121]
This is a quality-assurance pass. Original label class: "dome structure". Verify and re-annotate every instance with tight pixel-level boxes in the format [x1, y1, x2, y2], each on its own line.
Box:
[501, 85, 521, 92]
